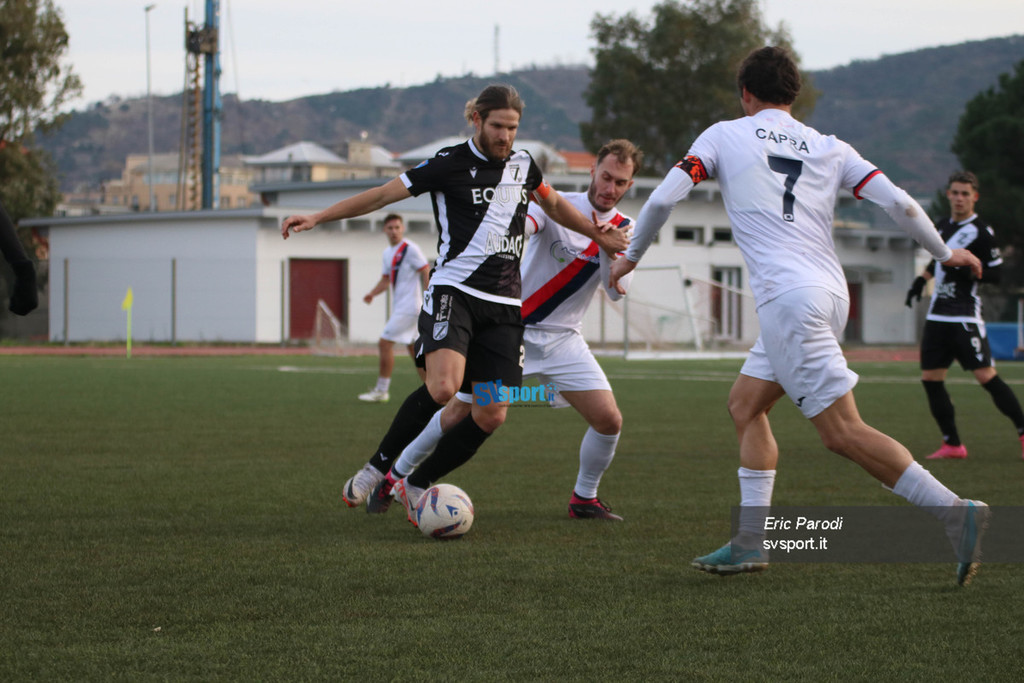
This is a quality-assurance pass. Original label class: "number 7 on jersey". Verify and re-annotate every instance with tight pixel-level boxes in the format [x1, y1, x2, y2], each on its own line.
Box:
[767, 155, 803, 222]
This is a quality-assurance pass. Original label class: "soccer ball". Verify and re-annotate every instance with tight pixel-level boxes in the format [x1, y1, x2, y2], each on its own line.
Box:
[415, 484, 474, 539]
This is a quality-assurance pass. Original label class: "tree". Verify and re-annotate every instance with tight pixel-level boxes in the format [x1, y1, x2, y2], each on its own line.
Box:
[951, 59, 1024, 255]
[582, 0, 815, 174]
[0, 0, 81, 223]
[950, 59, 1024, 318]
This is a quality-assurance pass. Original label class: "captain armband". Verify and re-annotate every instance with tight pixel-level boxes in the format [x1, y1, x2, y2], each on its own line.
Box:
[531, 181, 553, 202]
[675, 155, 709, 184]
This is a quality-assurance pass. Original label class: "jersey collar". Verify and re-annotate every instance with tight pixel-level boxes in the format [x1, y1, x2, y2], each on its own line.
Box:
[468, 137, 513, 163]
[586, 198, 619, 224]
[468, 137, 489, 162]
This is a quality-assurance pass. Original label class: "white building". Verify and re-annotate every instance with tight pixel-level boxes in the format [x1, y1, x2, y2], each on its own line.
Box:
[25, 164, 921, 349]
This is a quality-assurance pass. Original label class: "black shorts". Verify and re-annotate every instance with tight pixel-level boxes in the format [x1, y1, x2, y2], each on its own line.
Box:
[414, 337, 473, 394]
[920, 319, 993, 371]
[418, 285, 524, 387]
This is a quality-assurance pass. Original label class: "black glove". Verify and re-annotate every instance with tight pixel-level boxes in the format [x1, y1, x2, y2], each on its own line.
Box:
[904, 275, 926, 308]
[9, 261, 38, 316]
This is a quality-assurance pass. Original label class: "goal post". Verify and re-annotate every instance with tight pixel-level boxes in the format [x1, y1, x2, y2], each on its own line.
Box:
[584, 264, 758, 359]
[310, 299, 350, 356]
[623, 265, 704, 354]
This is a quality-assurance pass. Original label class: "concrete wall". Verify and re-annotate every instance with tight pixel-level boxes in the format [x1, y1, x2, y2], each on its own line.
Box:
[48, 212, 259, 342]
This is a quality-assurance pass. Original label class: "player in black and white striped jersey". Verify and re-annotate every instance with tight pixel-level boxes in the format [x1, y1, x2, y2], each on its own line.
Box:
[383, 140, 643, 523]
[905, 170, 1024, 460]
[281, 84, 628, 511]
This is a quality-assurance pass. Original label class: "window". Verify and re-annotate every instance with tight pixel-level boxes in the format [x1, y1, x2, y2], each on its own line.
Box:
[712, 227, 733, 244]
[674, 226, 704, 245]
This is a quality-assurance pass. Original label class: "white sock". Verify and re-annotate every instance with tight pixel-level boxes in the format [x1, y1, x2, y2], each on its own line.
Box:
[375, 377, 391, 393]
[891, 461, 967, 534]
[573, 428, 619, 499]
[891, 461, 959, 509]
[393, 408, 444, 477]
[738, 467, 776, 537]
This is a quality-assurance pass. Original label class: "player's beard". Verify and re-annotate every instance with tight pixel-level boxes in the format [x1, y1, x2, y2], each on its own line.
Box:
[477, 132, 512, 162]
[587, 184, 617, 213]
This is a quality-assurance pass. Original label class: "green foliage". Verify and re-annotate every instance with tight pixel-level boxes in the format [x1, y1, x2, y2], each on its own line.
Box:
[582, 0, 815, 173]
[0, 0, 81, 221]
[0, 142, 60, 220]
[0, 354, 1022, 679]
[952, 60, 1024, 260]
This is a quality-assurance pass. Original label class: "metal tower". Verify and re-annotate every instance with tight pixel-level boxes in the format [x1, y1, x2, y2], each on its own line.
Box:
[183, 0, 221, 210]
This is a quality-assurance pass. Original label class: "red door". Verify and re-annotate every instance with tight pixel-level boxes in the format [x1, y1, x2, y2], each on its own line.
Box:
[289, 258, 347, 339]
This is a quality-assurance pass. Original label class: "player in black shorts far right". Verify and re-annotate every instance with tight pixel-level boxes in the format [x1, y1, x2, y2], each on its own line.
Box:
[905, 171, 1024, 460]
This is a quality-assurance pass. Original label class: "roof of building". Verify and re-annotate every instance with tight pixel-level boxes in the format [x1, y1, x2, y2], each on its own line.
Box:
[560, 150, 596, 173]
[365, 145, 401, 168]
[244, 141, 346, 166]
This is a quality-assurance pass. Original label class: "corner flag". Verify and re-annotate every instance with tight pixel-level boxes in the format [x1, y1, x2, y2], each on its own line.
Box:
[122, 287, 133, 358]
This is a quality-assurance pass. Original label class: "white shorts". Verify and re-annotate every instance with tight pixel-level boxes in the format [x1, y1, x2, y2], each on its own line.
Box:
[741, 286, 858, 418]
[380, 312, 418, 345]
[524, 327, 611, 407]
[454, 327, 611, 407]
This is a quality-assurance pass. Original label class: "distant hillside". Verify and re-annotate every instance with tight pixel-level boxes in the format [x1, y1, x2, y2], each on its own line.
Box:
[805, 35, 1024, 194]
[40, 36, 1024, 197]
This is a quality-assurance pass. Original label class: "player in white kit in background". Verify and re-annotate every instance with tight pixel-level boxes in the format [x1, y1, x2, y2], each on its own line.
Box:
[359, 214, 430, 402]
[381, 140, 642, 521]
[610, 46, 989, 585]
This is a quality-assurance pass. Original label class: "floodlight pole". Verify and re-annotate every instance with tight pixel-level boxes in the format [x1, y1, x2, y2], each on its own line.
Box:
[145, 4, 156, 211]
[201, 0, 221, 209]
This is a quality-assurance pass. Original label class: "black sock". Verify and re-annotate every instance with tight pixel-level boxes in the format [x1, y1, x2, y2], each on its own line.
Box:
[407, 414, 491, 488]
[982, 375, 1024, 436]
[368, 384, 445, 473]
[922, 380, 960, 445]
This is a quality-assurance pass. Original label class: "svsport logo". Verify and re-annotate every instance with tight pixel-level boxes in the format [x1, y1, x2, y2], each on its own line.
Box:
[473, 380, 558, 407]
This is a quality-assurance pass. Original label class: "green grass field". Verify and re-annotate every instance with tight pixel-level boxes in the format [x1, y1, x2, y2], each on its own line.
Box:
[1, 353, 1022, 680]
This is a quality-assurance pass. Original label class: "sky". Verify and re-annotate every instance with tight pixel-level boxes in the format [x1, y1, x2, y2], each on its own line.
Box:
[59, 0, 1024, 107]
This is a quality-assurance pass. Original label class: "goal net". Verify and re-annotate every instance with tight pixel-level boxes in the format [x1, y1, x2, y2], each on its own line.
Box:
[310, 299, 351, 356]
[583, 265, 758, 359]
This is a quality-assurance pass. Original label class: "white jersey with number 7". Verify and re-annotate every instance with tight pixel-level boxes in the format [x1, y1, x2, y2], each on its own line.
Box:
[688, 108, 881, 307]
[626, 108, 952, 309]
